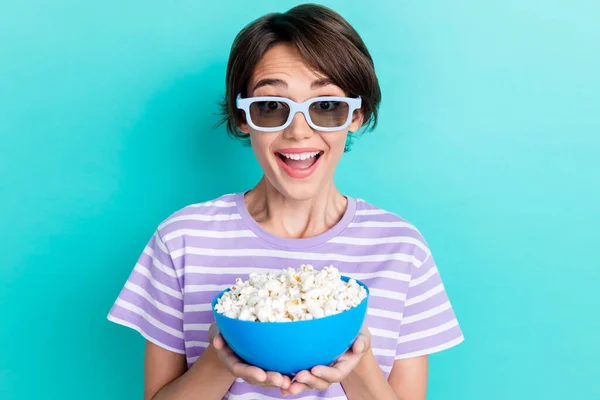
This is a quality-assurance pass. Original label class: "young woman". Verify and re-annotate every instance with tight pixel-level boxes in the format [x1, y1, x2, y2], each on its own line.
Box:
[108, 4, 463, 399]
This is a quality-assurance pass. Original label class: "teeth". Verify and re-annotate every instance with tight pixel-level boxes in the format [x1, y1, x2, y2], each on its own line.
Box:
[280, 151, 320, 160]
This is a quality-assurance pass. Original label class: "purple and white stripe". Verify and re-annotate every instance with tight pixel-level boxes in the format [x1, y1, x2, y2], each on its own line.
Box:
[108, 193, 463, 399]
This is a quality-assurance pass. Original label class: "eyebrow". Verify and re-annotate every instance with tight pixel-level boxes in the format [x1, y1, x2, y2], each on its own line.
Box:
[251, 77, 336, 93]
[252, 79, 287, 92]
[310, 78, 335, 89]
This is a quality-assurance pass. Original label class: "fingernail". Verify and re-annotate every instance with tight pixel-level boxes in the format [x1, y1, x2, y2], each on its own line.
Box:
[357, 340, 365, 353]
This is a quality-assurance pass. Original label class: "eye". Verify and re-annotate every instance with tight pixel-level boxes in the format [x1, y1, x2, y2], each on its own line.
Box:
[267, 101, 280, 111]
[256, 101, 288, 112]
[313, 101, 340, 111]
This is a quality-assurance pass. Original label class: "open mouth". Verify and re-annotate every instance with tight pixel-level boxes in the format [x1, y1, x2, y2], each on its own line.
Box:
[276, 151, 323, 170]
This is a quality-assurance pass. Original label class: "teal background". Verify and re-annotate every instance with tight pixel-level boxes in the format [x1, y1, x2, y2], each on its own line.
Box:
[1, 0, 598, 399]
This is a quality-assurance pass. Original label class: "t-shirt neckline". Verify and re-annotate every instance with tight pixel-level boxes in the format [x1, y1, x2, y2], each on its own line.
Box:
[235, 192, 357, 250]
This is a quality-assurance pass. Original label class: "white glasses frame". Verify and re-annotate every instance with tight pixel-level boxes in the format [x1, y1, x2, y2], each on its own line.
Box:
[236, 93, 362, 132]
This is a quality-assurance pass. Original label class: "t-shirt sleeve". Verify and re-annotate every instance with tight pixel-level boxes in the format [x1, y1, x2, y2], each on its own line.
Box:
[107, 231, 185, 354]
[395, 252, 464, 359]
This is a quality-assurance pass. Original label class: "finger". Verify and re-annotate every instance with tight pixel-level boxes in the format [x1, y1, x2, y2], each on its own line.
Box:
[282, 374, 292, 389]
[352, 327, 371, 355]
[247, 374, 290, 390]
[265, 371, 291, 389]
[360, 324, 372, 337]
[352, 336, 366, 354]
[212, 333, 225, 350]
[216, 346, 241, 371]
[310, 363, 354, 384]
[230, 360, 268, 383]
[333, 346, 363, 364]
[294, 370, 331, 390]
[286, 381, 312, 395]
[264, 371, 282, 387]
[209, 322, 220, 338]
[216, 342, 240, 365]
[213, 344, 269, 384]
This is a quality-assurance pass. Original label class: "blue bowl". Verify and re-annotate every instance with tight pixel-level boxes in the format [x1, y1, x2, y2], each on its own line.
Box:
[211, 276, 369, 375]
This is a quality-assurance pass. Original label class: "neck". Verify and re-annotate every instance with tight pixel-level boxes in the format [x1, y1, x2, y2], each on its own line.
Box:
[244, 177, 347, 239]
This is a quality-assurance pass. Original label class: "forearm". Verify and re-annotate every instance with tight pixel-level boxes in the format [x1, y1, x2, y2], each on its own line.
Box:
[152, 345, 236, 400]
[340, 350, 399, 400]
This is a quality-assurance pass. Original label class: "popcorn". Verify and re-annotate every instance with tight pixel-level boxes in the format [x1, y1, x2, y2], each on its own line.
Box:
[214, 265, 367, 322]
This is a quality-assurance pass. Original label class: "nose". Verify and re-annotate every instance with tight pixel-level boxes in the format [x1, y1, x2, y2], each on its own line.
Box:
[283, 111, 313, 141]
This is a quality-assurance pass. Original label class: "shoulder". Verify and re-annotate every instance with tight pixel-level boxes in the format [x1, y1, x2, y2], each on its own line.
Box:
[352, 198, 431, 264]
[354, 197, 421, 233]
[155, 193, 241, 239]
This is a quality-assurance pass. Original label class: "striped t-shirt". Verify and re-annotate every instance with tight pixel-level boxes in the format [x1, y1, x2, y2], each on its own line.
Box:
[108, 192, 464, 400]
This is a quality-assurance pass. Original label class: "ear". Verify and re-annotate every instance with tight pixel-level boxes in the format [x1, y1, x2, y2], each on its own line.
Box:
[238, 111, 250, 134]
[348, 109, 364, 133]
[238, 122, 250, 134]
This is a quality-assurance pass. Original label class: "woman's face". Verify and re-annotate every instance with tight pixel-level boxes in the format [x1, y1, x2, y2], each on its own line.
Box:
[239, 43, 363, 201]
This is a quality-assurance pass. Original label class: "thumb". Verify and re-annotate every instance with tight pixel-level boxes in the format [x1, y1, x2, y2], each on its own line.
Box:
[209, 323, 223, 348]
[353, 337, 365, 354]
[353, 327, 371, 354]
[213, 333, 225, 350]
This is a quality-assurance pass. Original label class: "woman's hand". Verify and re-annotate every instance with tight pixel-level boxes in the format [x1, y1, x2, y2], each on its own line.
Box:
[209, 323, 292, 391]
[280, 325, 372, 396]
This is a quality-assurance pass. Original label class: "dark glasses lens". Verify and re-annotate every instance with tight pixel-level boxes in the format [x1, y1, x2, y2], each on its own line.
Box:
[249, 101, 290, 128]
[309, 100, 350, 128]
